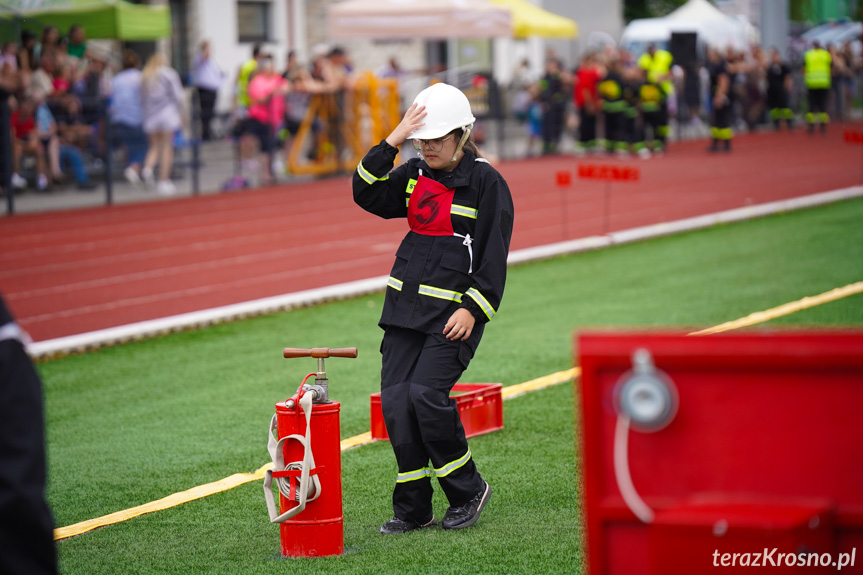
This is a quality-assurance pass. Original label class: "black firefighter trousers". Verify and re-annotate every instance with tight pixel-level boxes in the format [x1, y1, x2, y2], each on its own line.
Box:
[380, 327, 485, 523]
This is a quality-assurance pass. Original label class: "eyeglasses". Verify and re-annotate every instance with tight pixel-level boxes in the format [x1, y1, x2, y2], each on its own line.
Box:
[412, 134, 453, 153]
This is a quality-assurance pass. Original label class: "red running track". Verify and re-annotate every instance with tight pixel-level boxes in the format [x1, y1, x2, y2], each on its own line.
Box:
[2, 125, 862, 342]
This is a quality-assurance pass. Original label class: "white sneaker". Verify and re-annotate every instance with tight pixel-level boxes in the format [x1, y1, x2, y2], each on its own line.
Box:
[637, 148, 651, 160]
[156, 180, 176, 196]
[124, 166, 141, 185]
[141, 167, 155, 188]
[11, 173, 27, 189]
[37, 174, 49, 191]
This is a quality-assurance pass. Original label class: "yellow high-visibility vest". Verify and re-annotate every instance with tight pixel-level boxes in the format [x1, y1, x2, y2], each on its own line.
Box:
[236, 59, 258, 107]
[638, 49, 674, 95]
[804, 48, 832, 89]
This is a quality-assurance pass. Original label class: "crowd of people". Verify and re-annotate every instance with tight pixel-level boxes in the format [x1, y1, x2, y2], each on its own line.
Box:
[2, 22, 861, 198]
[512, 39, 861, 158]
[0, 24, 190, 196]
[228, 43, 356, 185]
[0, 25, 107, 192]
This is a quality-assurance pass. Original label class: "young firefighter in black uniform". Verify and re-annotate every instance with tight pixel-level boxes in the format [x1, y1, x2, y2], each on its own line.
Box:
[598, 58, 627, 155]
[707, 48, 733, 152]
[639, 69, 665, 156]
[621, 64, 642, 158]
[766, 48, 794, 130]
[538, 58, 567, 155]
[353, 83, 514, 534]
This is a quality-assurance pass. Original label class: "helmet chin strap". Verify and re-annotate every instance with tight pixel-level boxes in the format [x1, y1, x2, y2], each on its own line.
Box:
[445, 127, 472, 169]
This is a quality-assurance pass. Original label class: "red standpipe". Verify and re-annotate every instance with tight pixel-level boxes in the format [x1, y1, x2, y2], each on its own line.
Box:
[275, 397, 343, 557]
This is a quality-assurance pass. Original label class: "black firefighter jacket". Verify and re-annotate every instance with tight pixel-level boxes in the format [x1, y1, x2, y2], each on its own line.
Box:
[353, 140, 514, 355]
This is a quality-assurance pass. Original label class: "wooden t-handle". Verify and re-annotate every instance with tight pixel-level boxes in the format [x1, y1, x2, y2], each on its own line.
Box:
[283, 347, 358, 359]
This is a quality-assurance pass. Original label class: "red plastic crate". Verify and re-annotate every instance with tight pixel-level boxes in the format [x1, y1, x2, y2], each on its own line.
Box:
[370, 383, 504, 441]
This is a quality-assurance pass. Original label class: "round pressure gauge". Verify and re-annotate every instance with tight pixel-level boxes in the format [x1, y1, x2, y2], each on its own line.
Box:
[615, 348, 678, 432]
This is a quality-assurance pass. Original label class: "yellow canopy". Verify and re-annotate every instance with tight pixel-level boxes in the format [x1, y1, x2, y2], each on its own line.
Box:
[488, 0, 578, 39]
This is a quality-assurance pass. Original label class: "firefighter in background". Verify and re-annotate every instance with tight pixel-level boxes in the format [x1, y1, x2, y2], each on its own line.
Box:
[235, 43, 263, 116]
[707, 48, 733, 152]
[353, 83, 514, 534]
[638, 68, 665, 156]
[766, 47, 794, 130]
[598, 58, 627, 155]
[621, 59, 643, 159]
[637, 44, 674, 152]
[538, 57, 568, 155]
[804, 40, 832, 134]
[573, 52, 601, 156]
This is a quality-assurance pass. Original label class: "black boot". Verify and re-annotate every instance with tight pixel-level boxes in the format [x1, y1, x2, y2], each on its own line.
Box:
[380, 515, 435, 535]
[441, 481, 491, 530]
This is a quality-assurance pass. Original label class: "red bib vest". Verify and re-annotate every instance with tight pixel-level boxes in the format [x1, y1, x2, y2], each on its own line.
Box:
[407, 173, 455, 236]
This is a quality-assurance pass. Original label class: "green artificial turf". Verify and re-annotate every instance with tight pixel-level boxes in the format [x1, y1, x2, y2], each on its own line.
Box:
[41, 197, 863, 574]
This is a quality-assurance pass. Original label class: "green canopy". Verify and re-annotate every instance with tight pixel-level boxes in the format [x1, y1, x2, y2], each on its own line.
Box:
[0, 0, 171, 41]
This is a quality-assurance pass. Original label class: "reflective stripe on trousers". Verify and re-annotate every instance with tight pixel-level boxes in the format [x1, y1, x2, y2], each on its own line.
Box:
[396, 449, 472, 483]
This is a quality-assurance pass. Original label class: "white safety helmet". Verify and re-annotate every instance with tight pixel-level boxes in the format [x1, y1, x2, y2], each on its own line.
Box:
[409, 83, 476, 140]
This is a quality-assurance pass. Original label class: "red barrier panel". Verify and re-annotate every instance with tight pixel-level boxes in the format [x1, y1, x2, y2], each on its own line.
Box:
[557, 170, 572, 186]
[844, 130, 863, 144]
[577, 163, 640, 182]
[576, 331, 863, 574]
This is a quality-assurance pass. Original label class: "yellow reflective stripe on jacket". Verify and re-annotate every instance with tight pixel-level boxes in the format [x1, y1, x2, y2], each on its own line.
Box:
[357, 161, 390, 185]
[389, 278, 494, 316]
[451, 204, 478, 219]
[387, 277, 403, 291]
[434, 449, 471, 478]
[418, 284, 463, 303]
[465, 288, 495, 320]
[397, 467, 433, 483]
[404, 178, 417, 206]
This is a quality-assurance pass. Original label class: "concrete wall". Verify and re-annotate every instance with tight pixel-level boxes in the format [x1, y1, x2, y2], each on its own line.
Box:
[546, 0, 623, 67]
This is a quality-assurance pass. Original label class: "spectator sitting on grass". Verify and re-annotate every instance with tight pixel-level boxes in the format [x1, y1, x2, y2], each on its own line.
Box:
[35, 26, 62, 68]
[1, 41, 18, 72]
[28, 53, 57, 103]
[36, 97, 95, 191]
[65, 25, 89, 61]
[16, 31, 36, 81]
[54, 97, 94, 152]
[11, 97, 49, 192]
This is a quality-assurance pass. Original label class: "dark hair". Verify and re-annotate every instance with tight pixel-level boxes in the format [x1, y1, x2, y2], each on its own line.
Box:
[454, 128, 479, 157]
[40, 26, 59, 45]
[122, 49, 140, 70]
[252, 43, 262, 58]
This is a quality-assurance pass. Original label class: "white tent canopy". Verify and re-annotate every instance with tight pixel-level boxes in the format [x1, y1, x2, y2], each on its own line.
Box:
[620, 0, 751, 55]
[327, 0, 513, 40]
[667, 0, 731, 23]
